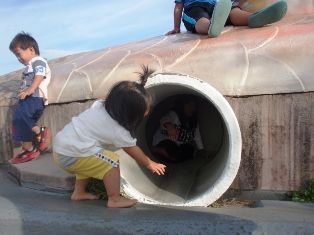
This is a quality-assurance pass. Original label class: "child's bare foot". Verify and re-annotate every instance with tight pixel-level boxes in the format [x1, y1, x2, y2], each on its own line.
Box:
[107, 196, 137, 208]
[71, 191, 100, 201]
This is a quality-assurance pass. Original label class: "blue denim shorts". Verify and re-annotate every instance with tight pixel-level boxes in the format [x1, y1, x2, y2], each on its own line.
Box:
[12, 96, 45, 142]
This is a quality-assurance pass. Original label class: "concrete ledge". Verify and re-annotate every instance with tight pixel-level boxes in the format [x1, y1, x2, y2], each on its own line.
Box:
[7, 152, 75, 193]
[6, 152, 290, 202]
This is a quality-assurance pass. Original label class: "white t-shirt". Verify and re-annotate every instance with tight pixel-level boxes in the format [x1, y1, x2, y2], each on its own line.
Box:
[53, 100, 137, 157]
[152, 110, 204, 149]
[22, 56, 51, 105]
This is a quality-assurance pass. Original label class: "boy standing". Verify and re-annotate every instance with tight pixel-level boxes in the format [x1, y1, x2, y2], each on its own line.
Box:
[9, 31, 51, 164]
[167, 0, 288, 38]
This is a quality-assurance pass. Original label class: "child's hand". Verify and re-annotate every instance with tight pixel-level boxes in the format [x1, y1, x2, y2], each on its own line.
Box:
[167, 126, 179, 141]
[123, 146, 166, 175]
[166, 29, 181, 35]
[146, 160, 166, 175]
[18, 75, 43, 99]
[164, 123, 179, 141]
[18, 88, 34, 99]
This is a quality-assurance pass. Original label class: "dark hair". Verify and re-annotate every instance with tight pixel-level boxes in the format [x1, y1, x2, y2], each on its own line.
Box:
[9, 31, 40, 55]
[105, 65, 155, 137]
[173, 94, 198, 129]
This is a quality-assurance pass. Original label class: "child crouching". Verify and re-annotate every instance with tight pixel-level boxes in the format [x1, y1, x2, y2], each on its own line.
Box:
[53, 65, 166, 208]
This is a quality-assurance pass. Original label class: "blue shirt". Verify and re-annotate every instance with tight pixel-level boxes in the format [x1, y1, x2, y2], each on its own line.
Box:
[175, 0, 216, 7]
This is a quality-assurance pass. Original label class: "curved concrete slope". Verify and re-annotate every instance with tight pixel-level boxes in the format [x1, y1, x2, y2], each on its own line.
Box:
[1, 1, 314, 106]
[47, 13, 314, 101]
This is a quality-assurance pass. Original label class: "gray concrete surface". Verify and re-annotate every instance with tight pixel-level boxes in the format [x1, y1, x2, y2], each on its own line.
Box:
[7, 152, 75, 192]
[1, 164, 314, 235]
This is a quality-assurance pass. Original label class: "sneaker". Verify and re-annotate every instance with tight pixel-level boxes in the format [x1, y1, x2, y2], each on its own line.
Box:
[248, 1, 288, 28]
[208, 0, 232, 37]
[11, 148, 40, 164]
[37, 126, 51, 152]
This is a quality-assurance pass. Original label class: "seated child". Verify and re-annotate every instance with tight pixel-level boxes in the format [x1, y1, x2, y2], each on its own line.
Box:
[151, 94, 211, 163]
[167, 0, 288, 37]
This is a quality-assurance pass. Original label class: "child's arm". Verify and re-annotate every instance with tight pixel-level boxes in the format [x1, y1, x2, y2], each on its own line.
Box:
[160, 110, 180, 141]
[166, 2, 184, 35]
[163, 122, 179, 141]
[123, 146, 166, 175]
[19, 75, 44, 99]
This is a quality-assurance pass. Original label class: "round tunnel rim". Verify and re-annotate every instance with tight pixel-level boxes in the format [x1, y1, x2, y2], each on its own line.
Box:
[121, 73, 242, 206]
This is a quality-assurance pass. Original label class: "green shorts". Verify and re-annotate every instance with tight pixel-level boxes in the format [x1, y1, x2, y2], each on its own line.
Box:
[53, 150, 120, 180]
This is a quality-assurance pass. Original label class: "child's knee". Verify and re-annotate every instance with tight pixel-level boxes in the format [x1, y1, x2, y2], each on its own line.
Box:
[195, 17, 210, 34]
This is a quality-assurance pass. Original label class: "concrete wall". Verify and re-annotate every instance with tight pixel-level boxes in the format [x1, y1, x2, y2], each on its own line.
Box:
[227, 92, 314, 190]
[2, 91, 312, 192]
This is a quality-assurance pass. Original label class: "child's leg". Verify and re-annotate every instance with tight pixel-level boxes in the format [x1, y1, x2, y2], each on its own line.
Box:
[33, 125, 51, 152]
[195, 18, 211, 34]
[32, 126, 40, 134]
[71, 178, 100, 201]
[12, 97, 45, 151]
[103, 166, 137, 208]
[18, 125, 40, 152]
[182, 0, 230, 37]
[53, 152, 99, 201]
[30, 98, 51, 152]
[150, 146, 177, 162]
[11, 98, 44, 163]
[21, 141, 33, 149]
[179, 144, 197, 162]
[12, 100, 36, 146]
[153, 140, 183, 163]
[228, 7, 252, 26]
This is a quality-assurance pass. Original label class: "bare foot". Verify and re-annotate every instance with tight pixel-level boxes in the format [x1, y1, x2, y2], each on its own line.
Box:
[71, 191, 100, 201]
[107, 196, 137, 208]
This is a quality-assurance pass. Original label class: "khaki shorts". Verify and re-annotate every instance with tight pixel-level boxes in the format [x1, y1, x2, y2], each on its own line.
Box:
[53, 150, 120, 180]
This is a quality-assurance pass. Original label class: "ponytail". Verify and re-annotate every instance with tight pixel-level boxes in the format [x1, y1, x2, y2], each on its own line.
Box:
[136, 64, 155, 86]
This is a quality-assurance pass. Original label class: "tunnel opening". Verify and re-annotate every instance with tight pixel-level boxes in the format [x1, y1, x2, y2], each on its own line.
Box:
[145, 93, 224, 161]
[118, 73, 242, 206]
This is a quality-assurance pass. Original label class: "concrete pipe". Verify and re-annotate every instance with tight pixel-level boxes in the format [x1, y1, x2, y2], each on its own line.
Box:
[118, 73, 242, 206]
